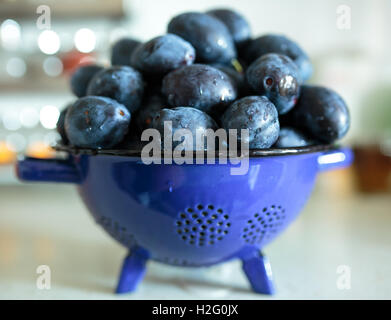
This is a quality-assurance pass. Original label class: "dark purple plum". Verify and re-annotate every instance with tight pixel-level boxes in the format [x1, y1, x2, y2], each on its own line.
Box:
[111, 38, 141, 66]
[167, 12, 236, 63]
[151, 107, 219, 150]
[65, 96, 131, 149]
[135, 94, 167, 132]
[221, 96, 280, 149]
[162, 64, 237, 117]
[117, 130, 147, 151]
[206, 8, 251, 48]
[242, 34, 312, 82]
[130, 34, 195, 76]
[70, 64, 103, 97]
[246, 53, 300, 114]
[211, 62, 250, 97]
[274, 127, 315, 148]
[57, 103, 72, 144]
[287, 85, 350, 143]
[152, 107, 218, 150]
[87, 66, 144, 113]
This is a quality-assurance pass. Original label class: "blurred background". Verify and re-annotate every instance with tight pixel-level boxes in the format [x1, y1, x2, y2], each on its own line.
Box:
[0, 0, 390, 299]
[0, 0, 391, 188]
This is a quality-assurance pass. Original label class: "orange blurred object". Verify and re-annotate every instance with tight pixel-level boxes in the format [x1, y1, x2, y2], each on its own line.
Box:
[352, 145, 391, 193]
[26, 142, 56, 159]
[0, 141, 16, 165]
[61, 50, 97, 76]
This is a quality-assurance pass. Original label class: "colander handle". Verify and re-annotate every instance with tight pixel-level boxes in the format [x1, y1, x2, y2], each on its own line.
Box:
[16, 157, 81, 184]
[317, 147, 353, 172]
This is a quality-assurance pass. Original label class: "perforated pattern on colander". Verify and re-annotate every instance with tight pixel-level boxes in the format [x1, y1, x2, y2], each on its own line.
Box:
[242, 205, 286, 245]
[158, 257, 199, 267]
[175, 204, 231, 247]
[98, 216, 137, 248]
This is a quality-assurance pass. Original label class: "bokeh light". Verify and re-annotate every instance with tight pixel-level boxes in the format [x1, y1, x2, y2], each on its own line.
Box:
[6, 133, 27, 153]
[0, 141, 16, 164]
[38, 30, 61, 55]
[39, 105, 60, 129]
[6, 57, 27, 78]
[20, 107, 40, 128]
[43, 56, 63, 77]
[44, 132, 61, 146]
[2, 110, 21, 131]
[26, 141, 55, 159]
[1, 19, 21, 50]
[74, 28, 96, 53]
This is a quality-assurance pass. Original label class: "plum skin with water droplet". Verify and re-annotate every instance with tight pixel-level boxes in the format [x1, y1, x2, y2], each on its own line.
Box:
[151, 106, 218, 150]
[246, 53, 300, 115]
[130, 34, 196, 76]
[286, 85, 350, 143]
[87, 66, 144, 113]
[162, 64, 237, 117]
[167, 12, 237, 63]
[221, 96, 280, 149]
[65, 96, 131, 149]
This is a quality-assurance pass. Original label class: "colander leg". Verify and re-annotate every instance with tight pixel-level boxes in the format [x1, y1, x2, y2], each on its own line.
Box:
[242, 251, 275, 294]
[115, 248, 148, 294]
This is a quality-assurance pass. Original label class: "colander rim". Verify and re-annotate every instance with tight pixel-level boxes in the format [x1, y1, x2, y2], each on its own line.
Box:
[54, 143, 337, 158]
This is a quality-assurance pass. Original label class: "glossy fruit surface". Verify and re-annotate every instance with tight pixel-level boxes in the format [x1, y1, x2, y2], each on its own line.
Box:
[162, 64, 237, 117]
[70, 64, 103, 97]
[131, 34, 195, 76]
[246, 53, 300, 114]
[57, 104, 72, 144]
[167, 12, 236, 63]
[87, 66, 144, 113]
[211, 62, 250, 97]
[151, 107, 218, 150]
[287, 86, 350, 143]
[207, 8, 251, 48]
[242, 34, 312, 82]
[135, 94, 166, 132]
[111, 38, 141, 66]
[65, 96, 131, 149]
[221, 96, 280, 149]
[274, 127, 314, 148]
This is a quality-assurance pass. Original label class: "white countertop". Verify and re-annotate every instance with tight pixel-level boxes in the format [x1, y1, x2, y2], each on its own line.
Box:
[0, 180, 390, 300]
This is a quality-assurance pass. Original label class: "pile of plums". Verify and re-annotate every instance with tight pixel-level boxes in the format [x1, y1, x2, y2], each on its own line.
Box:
[58, 9, 350, 150]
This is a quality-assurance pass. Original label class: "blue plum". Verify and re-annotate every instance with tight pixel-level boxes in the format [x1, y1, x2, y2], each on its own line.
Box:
[111, 38, 141, 66]
[162, 64, 237, 117]
[87, 66, 144, 113]
[135, 94, 166, 132]
[221, 96, 280, 149]
[151, 107, 218, 150]
[70, 64, 103, 97]
[211, 62, 250, 97]
[287, 85, 350, 143]
[65, 96, 131, 149]
[131, 34, 195, 76]
[207, 8, 251, 48]
[246, 53, 300, 114]
[167, 12, 236, 63]
[274, 127, 315, 148]
[242, 34, 312, 82]
[57, 103, 73, 144]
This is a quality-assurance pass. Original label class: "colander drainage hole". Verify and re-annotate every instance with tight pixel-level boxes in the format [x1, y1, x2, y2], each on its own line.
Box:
[175, 205, 231, 247]
[242, 205, 287, 245]
[98, 216, 136, 248]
